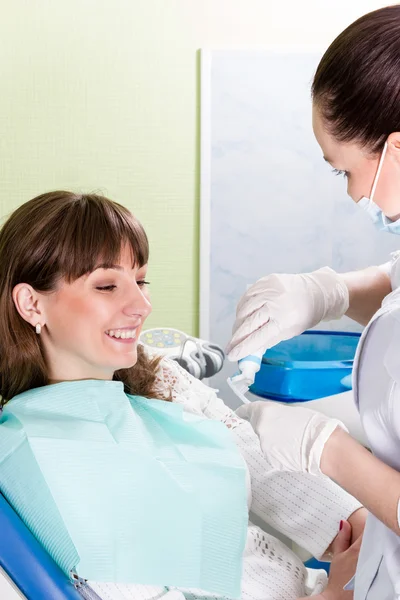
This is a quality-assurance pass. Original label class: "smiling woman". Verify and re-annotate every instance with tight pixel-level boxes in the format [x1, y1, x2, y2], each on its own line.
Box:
[0, 191, 166, 404]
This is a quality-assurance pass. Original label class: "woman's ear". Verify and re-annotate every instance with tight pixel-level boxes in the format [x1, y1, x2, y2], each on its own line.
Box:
[12, 283, 45, 328]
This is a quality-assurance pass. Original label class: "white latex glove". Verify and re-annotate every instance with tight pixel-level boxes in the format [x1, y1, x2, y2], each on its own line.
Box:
[236, 400, 347, 476]
[226, 267, 349, 361]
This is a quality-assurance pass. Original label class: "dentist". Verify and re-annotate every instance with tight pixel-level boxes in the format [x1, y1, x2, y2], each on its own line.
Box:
[227, 6, 400, 599]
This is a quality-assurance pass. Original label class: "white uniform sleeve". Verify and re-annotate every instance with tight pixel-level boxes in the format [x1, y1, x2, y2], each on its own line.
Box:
[157, 357, 362, 559]
[378, 261, 392, 277]
[380, 249, 400, 290]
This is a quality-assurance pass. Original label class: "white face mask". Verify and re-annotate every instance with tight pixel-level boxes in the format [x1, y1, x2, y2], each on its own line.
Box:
[358, 142, 400, 234]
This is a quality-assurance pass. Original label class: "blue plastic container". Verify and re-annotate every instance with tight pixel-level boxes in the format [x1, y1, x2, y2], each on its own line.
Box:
[249, 330, 361, 402]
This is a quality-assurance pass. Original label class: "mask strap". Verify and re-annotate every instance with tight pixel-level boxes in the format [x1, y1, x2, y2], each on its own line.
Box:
[370, 142, 388, 202]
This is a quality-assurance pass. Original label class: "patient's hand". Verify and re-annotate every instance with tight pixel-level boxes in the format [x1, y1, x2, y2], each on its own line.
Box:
[347, 507, 367, 544]
[299, 520, 361, 600]
[323, 506, 367, 559]
[321, 519, 361, 599]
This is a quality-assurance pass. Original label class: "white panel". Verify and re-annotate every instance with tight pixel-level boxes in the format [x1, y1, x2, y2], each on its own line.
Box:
[0, 570, 24, 600]
[201, 50, 399, 407]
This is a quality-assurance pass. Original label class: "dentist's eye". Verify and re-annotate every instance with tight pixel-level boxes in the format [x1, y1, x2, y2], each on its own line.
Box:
[96, 285, 117, 291]
[332, 168, 349, 179]
[137, 280, 150, 287]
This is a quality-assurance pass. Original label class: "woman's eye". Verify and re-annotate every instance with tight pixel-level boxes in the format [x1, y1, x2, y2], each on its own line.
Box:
[332, 168, 349, 179]
[137, 280, 150, 287]
[96, 285, 117, 291]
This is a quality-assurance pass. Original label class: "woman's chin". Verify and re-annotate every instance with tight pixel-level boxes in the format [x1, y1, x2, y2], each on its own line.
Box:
[112, 351, 138, 371]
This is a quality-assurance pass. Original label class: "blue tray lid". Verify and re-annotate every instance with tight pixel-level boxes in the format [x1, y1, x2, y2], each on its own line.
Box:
[262, 330, 361, 370]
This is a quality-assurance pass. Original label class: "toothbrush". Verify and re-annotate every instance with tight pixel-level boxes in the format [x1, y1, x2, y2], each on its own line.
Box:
[227, 351, 264, 404]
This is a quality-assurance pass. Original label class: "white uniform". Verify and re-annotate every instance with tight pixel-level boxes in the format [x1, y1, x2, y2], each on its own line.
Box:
[89, 357, 360, 600]
[345, 251, 400, 599]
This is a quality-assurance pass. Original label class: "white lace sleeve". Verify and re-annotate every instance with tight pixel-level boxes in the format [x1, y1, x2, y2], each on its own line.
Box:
[153, 356, 241, 430]
[155, 357, 362, 559]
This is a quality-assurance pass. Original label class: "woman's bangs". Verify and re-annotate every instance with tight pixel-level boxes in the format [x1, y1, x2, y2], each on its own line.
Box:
[58, 198, 149, 281]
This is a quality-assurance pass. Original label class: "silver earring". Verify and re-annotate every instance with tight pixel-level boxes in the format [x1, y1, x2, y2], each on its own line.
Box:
[35, 323, 41, 335]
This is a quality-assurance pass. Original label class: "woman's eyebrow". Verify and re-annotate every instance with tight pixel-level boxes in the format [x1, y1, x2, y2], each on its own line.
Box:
[93, 264, 123, 271]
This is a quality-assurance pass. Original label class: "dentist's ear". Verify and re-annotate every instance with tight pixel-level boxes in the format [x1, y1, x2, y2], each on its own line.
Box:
[12, 283, 45, 330]
[387, 132, 400, 164]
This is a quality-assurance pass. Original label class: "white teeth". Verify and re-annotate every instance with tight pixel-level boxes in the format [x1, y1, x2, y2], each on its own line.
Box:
[106, 329, 137, 340]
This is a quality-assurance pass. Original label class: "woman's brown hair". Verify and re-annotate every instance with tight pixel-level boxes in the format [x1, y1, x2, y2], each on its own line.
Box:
[0, 191, 168, 404]
[312, 5, 400, 153]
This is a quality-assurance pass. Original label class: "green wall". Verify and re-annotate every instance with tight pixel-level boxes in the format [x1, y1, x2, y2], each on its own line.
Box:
[0, 0, 200, 333]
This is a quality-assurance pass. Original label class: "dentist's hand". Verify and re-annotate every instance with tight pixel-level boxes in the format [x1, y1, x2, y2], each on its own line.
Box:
[236, 400, 347, 476]
[226, 267, 349, 361]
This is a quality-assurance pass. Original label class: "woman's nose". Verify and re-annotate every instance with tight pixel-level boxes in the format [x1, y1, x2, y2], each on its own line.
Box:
[123, 285, 152, 318]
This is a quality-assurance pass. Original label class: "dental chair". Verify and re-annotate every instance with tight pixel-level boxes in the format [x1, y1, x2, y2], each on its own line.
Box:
[0, 492, 82, 599]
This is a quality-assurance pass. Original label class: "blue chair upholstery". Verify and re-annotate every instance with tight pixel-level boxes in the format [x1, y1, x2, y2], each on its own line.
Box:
[0, 493, 82, 599]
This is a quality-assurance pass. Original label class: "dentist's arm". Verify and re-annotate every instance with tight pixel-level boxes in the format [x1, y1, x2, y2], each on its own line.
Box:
[321, 427, 400, 535]
[342, 265, 391, 326]
[227, 264, 391, 361]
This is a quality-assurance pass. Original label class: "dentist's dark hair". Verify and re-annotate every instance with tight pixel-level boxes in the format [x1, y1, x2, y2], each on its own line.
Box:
[0, 191, 170, 404]
[312, 5, 400, 153]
